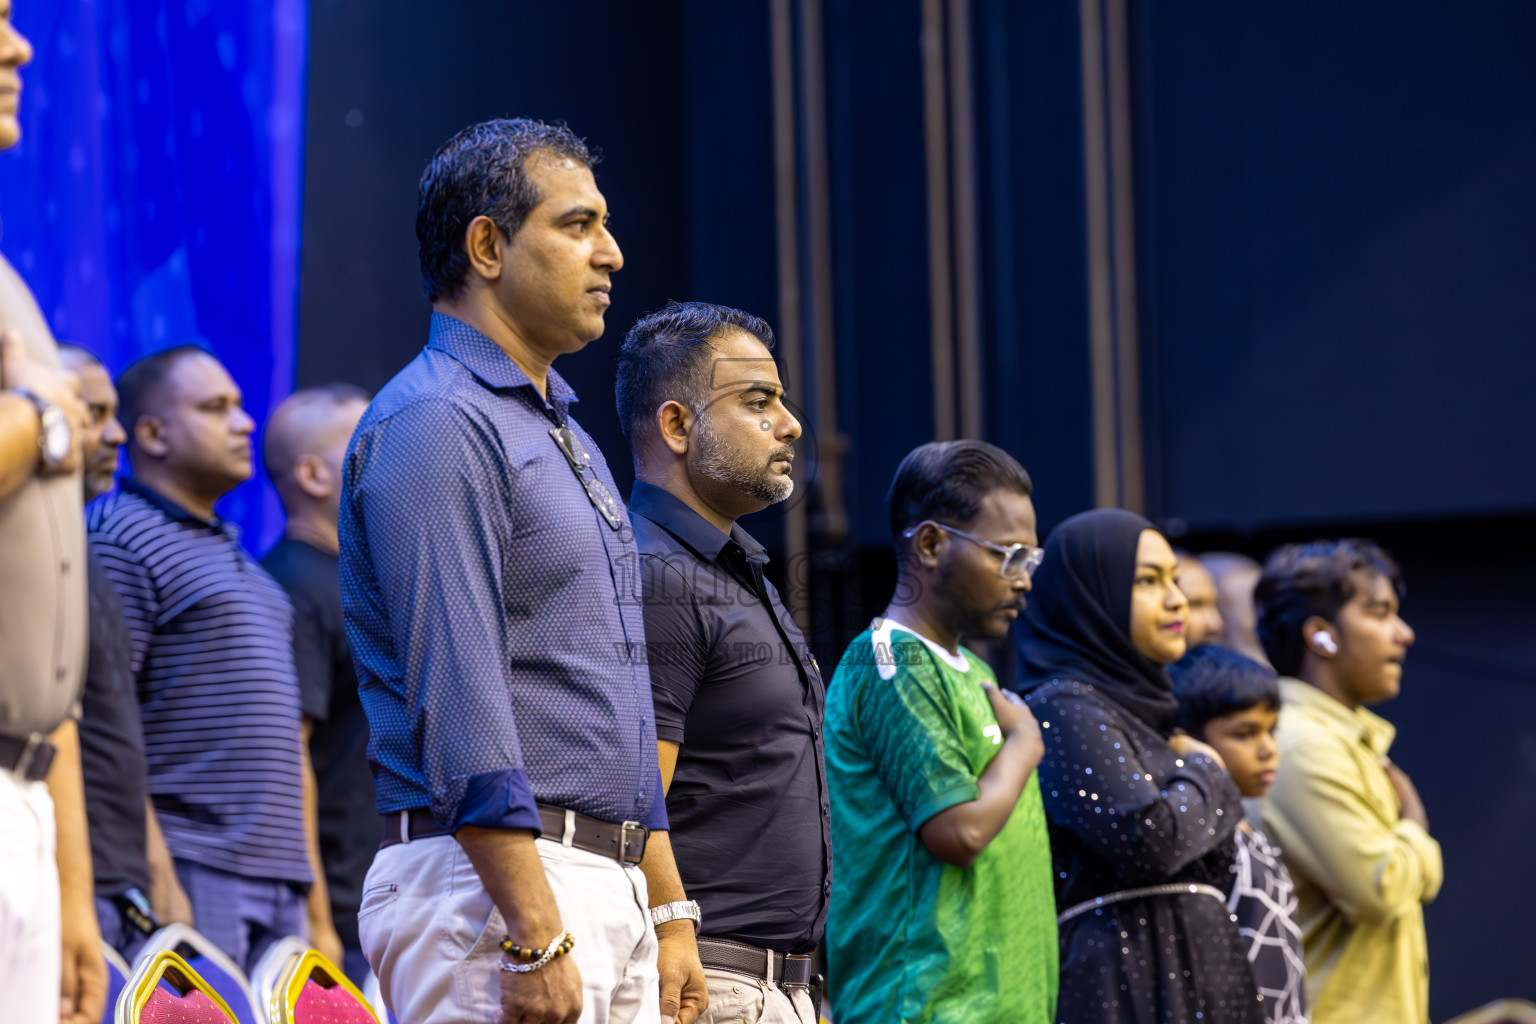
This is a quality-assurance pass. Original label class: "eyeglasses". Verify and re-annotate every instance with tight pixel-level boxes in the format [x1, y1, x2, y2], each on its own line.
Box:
[902, 520, 1044, 580]
[549, 425, 626, 531]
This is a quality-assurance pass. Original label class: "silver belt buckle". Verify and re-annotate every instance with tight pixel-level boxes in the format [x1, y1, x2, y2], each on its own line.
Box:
[618, 820, 647, 862]
[781, 954, 812, 990]
[12, 732, 53, 782]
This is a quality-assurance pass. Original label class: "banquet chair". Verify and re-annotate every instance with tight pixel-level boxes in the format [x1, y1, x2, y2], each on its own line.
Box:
[268, 948, 379, 1024]
[136, 923, 262, 1024]
[101, 941, 133, 1024]
[114, 949, 239, 1024]
[248, 935, 309, 1023]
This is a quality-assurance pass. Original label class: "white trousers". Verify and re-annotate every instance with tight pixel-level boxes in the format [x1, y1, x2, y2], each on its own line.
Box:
[360, 833, 660, 1024]
[0, 773, 59, 1023]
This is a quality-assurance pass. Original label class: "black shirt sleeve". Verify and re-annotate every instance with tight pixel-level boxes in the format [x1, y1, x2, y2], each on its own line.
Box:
[640, 552, 710, 744]
[1032, 686, 1244, 887]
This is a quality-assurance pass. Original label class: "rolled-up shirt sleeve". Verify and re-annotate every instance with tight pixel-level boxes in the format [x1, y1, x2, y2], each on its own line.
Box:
[351, 399, 539, 834]
[643, 769, 668, 831]
[1265, 733, 1443, 925]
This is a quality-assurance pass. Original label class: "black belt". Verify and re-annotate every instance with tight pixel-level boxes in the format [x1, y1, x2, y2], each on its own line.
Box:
[0, 732, 56, 782]
[379, 804, 650, 865]
[696, 937, 813, 989]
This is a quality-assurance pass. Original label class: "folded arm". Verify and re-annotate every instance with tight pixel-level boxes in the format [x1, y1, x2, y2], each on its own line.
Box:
[1032, 690, 1243, 886]
[1266, 738, 1443, 925]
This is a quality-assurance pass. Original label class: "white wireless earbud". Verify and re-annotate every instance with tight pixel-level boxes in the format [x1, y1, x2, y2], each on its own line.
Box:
[1314, 631, 1338, 655]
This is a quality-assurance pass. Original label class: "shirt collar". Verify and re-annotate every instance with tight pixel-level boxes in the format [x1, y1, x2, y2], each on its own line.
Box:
[628, 480, 769, 567]
[1279, 676, 1396, 755]
[426, 312, 578, 412]
[120, 477, 239, 539]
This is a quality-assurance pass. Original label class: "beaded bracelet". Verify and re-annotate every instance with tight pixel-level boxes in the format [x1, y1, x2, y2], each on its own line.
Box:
[498, 931, 575, 973]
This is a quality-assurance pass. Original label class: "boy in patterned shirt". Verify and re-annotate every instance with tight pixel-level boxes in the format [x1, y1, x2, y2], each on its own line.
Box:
[1170, 643, 1309, 1024]
[824, 441, 1057, 1024]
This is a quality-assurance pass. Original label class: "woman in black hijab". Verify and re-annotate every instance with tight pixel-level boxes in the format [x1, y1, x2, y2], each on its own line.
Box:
[1014, 509, 1262, 1023]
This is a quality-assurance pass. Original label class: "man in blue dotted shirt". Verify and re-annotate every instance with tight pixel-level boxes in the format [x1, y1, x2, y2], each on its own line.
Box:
[341, 119, 706, 1024]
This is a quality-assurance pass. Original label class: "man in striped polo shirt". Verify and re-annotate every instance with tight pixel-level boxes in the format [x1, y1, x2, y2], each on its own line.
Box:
[88, 346, 340, 971]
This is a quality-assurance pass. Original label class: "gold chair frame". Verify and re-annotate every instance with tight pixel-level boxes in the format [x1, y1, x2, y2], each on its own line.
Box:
[267, 948, 380, 1024]
[115, 948, 240, 1024]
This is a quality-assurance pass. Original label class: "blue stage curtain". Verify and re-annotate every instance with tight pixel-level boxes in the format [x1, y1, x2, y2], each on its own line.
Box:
[0, 0, 307, 551]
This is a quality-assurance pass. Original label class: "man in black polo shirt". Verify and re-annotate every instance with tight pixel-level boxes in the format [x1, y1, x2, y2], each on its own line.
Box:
[59, 344, 191, 964]
[616, 301, 826, 1024]
[261, 384, 373, 984]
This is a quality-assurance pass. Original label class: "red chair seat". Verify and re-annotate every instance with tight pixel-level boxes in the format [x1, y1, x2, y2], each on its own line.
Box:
[140, 985, 232, 1023]
[292, 979, 378, 1023]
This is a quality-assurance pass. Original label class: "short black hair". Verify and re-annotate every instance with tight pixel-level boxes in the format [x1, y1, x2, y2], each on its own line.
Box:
[887, 440, 1033, 540]
[1169, 644, 1281, 736]
[614, 300, 775, 442]
[1254, 539, 1405, 677]
[416, 118, 596, 303]
[116, 345, 210, 444]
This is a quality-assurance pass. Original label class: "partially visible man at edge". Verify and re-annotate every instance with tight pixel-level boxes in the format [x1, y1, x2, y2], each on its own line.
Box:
[0, 5, 105, 1020]
[60, 344, 193, 967]
[618, 301, 827, 1024]
[1257, 539, 1438, 1024]
[262, 383, 375, 985]
[341, 119, 705, 1024]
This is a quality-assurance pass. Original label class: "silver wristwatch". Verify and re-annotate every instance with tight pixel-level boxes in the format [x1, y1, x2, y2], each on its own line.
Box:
[15, 388, 72, 470]
[649, 900, 702, 933]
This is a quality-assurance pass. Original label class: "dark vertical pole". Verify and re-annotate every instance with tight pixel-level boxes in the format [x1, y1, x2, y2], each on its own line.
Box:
[1105, 0, 1144, 513]
[922, 0, 956, 443]
[770, 0, 809, 624]
[949, 0, 984, 440]
[1080, 0, 1118, 508]
[983, 0, 1018, 449]
[800, 0, 848, 545]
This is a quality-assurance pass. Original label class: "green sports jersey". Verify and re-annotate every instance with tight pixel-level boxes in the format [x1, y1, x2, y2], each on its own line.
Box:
[825, 619, 1058, 1024]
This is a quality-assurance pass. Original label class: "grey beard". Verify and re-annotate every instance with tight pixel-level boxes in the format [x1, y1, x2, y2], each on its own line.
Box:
[692, 422, 795, 505]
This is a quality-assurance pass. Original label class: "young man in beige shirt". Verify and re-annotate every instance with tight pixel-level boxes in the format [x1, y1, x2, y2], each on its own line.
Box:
[1257, 539, 1440, 1024]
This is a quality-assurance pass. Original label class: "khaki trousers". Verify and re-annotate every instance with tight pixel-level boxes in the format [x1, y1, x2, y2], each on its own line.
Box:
[699, 966, 818, 1024]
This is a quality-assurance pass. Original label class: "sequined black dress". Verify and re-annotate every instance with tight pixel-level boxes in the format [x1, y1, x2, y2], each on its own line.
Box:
[1028, 679, 1263, 1024]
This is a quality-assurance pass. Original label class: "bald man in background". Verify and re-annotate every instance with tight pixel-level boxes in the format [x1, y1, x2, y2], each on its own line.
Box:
[261, 384, 373, 983]
[1200, 552, 1270, 666]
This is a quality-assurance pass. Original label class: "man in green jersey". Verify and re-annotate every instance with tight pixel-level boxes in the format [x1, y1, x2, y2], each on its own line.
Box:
[825, 440, 1057, 1024]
